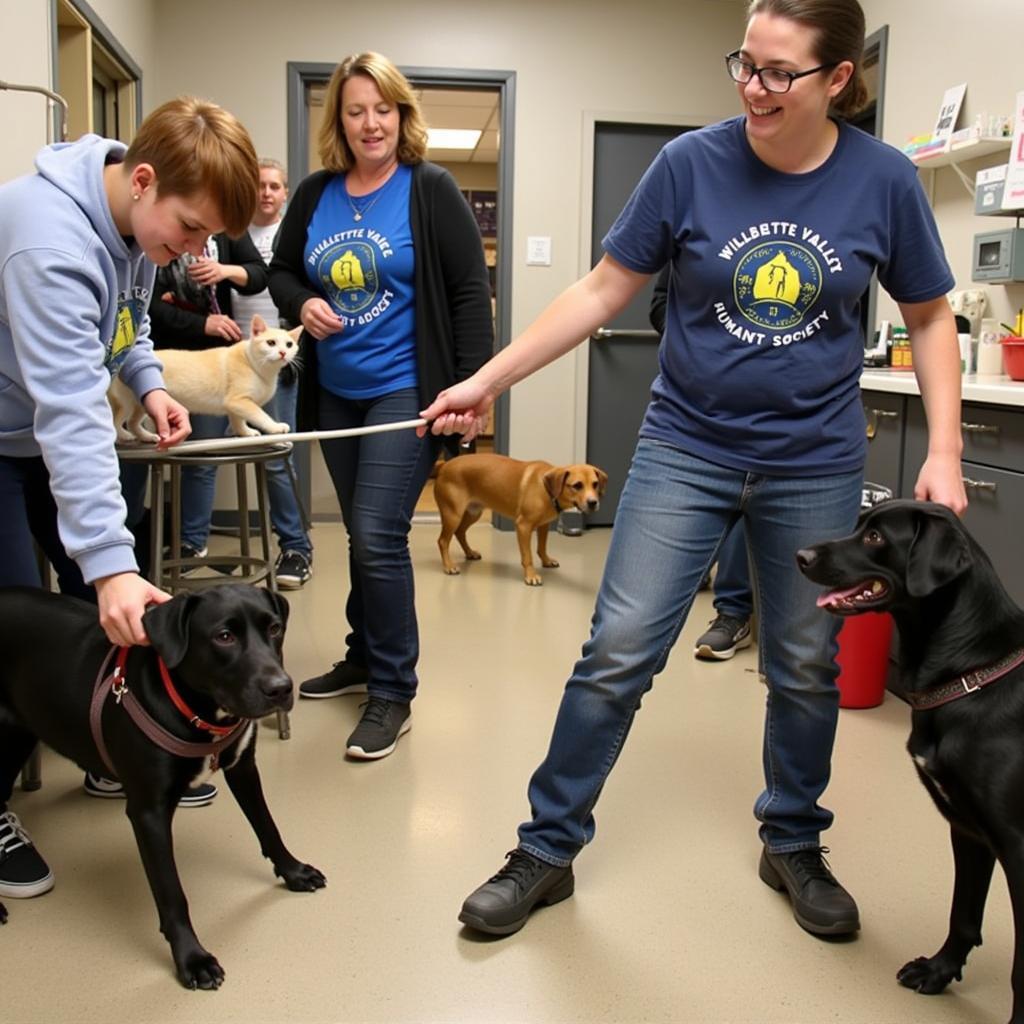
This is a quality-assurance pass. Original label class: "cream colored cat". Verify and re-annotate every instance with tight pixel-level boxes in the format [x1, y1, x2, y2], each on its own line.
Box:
[110, 314, 302, 443]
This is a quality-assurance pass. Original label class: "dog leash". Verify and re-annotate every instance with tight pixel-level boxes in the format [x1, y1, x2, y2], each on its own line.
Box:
[89, 646, 252, 778]
[906, 646, 1024, 711]
[116, 417, 430, 458]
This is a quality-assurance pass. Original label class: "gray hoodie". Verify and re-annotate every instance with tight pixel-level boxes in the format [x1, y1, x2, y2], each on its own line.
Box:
[0, 135, 165, 583]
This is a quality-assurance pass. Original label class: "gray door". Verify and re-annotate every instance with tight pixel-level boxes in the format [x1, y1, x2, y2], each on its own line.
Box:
[585, 122, 693, 525]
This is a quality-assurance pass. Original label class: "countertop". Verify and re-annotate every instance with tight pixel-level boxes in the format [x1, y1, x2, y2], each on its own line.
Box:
[861, 367, 1024, 408]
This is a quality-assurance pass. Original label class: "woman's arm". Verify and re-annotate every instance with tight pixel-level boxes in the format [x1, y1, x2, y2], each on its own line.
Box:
[902, 295, 967, 514]
[421, 253, 650, 439]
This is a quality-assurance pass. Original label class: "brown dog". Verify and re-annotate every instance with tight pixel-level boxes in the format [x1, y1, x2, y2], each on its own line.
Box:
[435, 453, 608, 586]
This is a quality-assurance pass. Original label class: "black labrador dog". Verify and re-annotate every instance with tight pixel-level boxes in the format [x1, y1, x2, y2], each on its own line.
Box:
[0, 584, 325, 989]
[797, 500, 1024, 1024]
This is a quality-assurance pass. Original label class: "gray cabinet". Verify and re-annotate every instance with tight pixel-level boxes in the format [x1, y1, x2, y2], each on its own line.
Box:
[861, 389, 906, 496]
[904, 398, 1024, 606]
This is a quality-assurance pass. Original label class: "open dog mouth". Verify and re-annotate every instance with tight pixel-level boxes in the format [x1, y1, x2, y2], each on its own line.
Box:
[816, 579, 889, 614]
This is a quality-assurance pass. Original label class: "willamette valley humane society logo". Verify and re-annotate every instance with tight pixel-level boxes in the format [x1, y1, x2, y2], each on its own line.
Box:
[714, 220, 841, 347]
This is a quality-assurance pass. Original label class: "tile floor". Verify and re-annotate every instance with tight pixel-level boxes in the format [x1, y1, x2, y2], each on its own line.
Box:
[4, 520, 1014, 1023]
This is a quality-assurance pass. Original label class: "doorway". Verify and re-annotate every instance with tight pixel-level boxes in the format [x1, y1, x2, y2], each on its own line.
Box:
[285, 62, 515, 522]
[584, 120, 696, 526]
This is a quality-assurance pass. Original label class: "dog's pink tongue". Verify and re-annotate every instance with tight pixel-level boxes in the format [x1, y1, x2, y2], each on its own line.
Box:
[816, 583, 866, 608]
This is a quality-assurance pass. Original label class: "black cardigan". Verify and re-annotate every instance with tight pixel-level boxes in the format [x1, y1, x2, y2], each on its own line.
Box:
[148, 231, 268, 350]
[268, 161, 493, 429]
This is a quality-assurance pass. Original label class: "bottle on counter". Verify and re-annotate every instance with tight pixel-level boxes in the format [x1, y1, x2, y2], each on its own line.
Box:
[890, 326, 912, 369]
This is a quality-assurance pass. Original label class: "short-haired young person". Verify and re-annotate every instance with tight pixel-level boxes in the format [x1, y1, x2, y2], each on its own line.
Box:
[0, 96, 259, 903]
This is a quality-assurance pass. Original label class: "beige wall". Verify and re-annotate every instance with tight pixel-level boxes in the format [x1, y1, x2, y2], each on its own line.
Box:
[861, 0, 1024, 336]
[0, 0, 54, 182]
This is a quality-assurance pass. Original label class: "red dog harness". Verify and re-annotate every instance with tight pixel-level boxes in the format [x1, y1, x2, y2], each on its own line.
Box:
[88, 646, 251, 778]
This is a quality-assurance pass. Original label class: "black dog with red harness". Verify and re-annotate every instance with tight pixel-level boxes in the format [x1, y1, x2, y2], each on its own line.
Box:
[797, 499, 1024, 1024]
[0, 584, 324, 990]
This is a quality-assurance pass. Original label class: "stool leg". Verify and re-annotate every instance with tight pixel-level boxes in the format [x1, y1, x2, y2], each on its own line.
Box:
[20, 744, 42, 792]
[150, 464, 165, 589]
[236, 463, 252, 579]
[255, 462, 290, 740]
[169, 463, 183, 591]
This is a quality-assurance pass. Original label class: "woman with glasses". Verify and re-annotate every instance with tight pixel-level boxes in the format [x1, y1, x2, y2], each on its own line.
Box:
[425, 0, 965, 939]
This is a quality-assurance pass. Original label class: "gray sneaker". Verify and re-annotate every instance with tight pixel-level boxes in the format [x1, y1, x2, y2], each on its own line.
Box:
[345, 697, 411, 760]
[694, 614, 752, 661]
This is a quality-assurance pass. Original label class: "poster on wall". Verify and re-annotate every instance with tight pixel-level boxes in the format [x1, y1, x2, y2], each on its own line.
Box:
[1001, 90, 1024, 211]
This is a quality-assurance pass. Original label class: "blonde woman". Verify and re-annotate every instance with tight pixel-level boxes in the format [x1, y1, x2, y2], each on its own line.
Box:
[270, 53, 492, 759]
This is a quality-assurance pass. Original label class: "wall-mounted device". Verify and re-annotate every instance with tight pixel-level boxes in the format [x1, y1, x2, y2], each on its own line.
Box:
[972, 228, 1024, 283]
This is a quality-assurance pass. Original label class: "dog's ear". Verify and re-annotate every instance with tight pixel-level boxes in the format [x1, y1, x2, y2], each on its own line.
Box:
[142, 593, 197, 668]
[906, 508, 972, 598]
[543, 468, 569, 500]
[262, 587, 290, 628]
[595, 467, 609, 494]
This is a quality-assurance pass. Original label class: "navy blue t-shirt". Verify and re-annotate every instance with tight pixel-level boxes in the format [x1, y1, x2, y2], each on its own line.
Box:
[603, 117, 954, 476]
[304, 164, 416, 399]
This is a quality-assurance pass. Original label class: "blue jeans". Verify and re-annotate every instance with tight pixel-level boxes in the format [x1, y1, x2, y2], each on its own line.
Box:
[179, 376, 311, 555]
[0, 455, 94, 599]
[518, 438, 862, 865]
[317, 386, 440, 703]
[713, 523, 753, 620]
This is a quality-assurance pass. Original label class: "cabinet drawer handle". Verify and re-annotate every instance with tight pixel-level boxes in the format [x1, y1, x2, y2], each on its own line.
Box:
[961, 422, 1000, 435]
[864, 407, 899, 439]
[963, 477, 997, 492]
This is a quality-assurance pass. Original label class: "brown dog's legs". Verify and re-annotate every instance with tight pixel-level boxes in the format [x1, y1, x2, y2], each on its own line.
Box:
[536, 523, 559, 569]
[516, 519, 542, 585]
[454, 509, 484, 561]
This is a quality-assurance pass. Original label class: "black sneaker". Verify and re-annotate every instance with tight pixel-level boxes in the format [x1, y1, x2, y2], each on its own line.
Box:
[275, 549, 312, 590]
[164, 542, 208, 578]
[83, 773, 218, 807]
[345, 697, 411, 760]
[459, 849, 575, 936]
[0, 810, 54, 899]
[299, 660, 370, 699]
[694, 613, 752, 661]
[759, 846, 860, 936]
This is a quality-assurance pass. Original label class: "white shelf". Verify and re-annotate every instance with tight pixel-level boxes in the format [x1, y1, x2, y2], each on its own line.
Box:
[909, 136, 1012, 169]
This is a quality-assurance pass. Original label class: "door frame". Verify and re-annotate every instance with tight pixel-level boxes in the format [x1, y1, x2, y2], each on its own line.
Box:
[285, 61, 516, 454]
[573, 110, 717, 463]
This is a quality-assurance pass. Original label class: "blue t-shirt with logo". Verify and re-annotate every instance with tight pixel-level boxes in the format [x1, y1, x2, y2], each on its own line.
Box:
[603, 117, 954, 476]
[304, 164, 416, 399]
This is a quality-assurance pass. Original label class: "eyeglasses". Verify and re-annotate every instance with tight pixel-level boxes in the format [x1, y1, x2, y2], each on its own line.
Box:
[725, 51, 837, 94]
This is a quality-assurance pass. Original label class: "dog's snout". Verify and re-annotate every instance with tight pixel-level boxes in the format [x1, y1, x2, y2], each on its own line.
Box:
[586, 499, 599, 512]
[796, 548, 818, 571]
[261, 675, 293, 704]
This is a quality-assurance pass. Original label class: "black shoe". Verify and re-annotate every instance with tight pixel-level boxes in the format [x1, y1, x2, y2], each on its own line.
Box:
[275, 549, 312, 590]
[694, 613, 752, 661]
[83, 773, 218, 807]
[345, 697, 411, 760]
[459, 849, 575, 936]
[759, 846, 860, 936]
[0, 810, 54, 899]
[299, 660, 370, 699]
[165, 542, 208, 578]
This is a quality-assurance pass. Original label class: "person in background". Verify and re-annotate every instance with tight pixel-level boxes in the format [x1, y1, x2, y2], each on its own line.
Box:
[231, 157, 314, 590]
[423, 0, 966, 939]
[0, 96, 259, 901]
[650, 265, 754, 662]
[145, 230, 268, 569]
[270, 52, 492, 760]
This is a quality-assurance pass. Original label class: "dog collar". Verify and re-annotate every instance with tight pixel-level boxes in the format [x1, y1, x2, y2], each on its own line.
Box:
[89, 645, 251, 778]
[906, 646, 1024, 711]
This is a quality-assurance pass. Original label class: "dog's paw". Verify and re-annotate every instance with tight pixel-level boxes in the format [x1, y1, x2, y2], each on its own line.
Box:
[277, 861, 327, 892]
[541, 558, 560, 568]
[465, 549, 482, 561]
[524, 575, 544, 586]
[177, 949, 225, 990]
[897, 955, 962, 994]
[443, 566, 461, 576]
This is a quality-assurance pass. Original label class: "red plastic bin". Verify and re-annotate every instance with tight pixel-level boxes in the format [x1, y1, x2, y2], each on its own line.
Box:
[834, 611, 894, 708]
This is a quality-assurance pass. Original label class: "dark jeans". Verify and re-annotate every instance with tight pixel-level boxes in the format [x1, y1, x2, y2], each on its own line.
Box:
[318, 386, 440, 703]
[0, 454, 93, 600]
